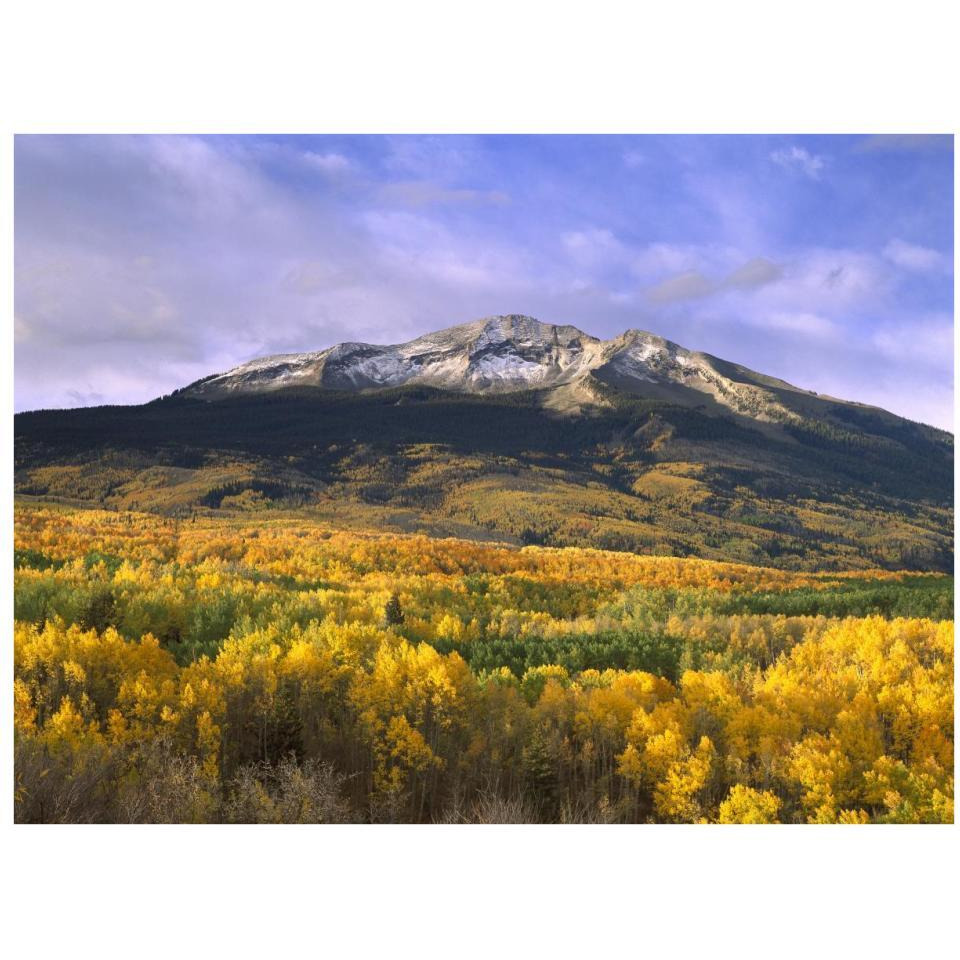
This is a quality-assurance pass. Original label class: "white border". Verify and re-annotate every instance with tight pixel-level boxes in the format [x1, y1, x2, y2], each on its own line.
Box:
[2, 2, 957, 957]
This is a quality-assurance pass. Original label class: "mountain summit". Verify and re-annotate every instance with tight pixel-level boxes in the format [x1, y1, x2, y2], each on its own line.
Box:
[186, 315, 602, 396]
[183, 314, 821, 426]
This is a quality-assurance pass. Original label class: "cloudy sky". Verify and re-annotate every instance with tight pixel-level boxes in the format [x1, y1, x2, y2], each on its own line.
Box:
[14, 134, 954, 428]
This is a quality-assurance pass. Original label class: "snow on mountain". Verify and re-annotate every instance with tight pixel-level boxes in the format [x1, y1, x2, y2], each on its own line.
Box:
[181, 314, 814, 425]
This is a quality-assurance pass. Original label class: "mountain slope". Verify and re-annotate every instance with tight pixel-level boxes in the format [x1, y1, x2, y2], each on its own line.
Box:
[15, 315, 953, 571]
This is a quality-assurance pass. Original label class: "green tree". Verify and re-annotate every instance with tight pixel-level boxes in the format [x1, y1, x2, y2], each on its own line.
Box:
[384, 593, 405, 626]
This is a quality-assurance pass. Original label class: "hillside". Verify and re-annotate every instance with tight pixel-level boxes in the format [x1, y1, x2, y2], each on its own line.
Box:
[15, 316, 954, 571]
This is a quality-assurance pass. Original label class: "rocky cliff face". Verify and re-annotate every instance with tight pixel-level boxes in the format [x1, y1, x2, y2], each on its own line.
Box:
[182, 314, 831, 426]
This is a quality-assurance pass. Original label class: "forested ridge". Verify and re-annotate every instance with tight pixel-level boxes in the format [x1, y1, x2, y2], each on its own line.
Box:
[14, 505, 953, 823]
[14, 382, 954, 571]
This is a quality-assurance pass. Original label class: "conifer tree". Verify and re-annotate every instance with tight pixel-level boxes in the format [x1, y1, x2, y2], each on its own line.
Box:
[384, 593, 404, 626]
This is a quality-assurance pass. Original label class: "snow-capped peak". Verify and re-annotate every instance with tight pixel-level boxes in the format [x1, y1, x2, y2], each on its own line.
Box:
[180, 314, 810, 424]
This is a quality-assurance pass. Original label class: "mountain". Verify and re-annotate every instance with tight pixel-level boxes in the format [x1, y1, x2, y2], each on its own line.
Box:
[185, 315, 606, 398]
[182, 314, 833, 426]
[15, 315, 954, 571]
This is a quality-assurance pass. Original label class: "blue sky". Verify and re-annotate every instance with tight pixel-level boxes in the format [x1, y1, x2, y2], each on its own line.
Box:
[14, 134, 954, 427]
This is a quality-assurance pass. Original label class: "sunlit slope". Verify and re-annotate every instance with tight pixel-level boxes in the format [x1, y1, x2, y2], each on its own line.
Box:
[16, 374, 953, 570]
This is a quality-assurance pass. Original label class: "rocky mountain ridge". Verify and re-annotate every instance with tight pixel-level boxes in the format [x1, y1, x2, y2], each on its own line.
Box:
[183, 314, 840, 427]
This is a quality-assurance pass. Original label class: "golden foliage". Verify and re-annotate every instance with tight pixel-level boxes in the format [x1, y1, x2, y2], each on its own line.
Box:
[13, 505, 954, 823]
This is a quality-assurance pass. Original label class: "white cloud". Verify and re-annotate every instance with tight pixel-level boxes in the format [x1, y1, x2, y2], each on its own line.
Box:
[565, 235, 737, 283]
[562, 228, 629, 268]
[764, 311, 839, 340]
[563, 232, 766, 301]
[882, 238, 947, 273]
[302, 151, 351, 173]
[631, 242, 721, 278]
[770, 145, 826, 180]
[281, 259, 356, 295]
[361, 210, 532, 291]
[747, 248, 890, 314]
[872, 315, 954, 368]
[131, 135, 276, 219]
